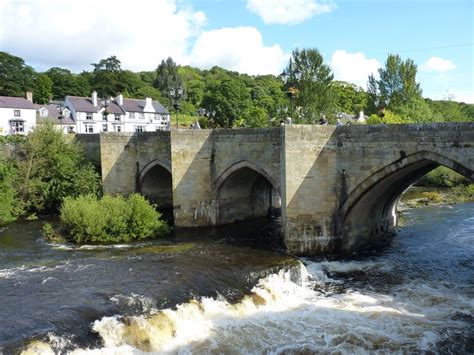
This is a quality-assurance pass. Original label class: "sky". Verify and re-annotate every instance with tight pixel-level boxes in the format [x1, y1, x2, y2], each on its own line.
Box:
[0, 0, 472, 102]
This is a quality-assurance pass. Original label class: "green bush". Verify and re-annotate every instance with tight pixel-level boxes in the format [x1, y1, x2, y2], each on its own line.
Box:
[60, 194, 169, 243]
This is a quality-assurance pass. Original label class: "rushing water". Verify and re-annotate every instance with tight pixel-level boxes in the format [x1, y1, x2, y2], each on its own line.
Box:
[0, 203, 473, 354]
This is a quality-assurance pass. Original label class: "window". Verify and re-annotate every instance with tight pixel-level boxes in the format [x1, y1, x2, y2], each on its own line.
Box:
[68, 126, 75, 134]
[135, 125, 144, 132]
[114, 114, 121, 121]
[115, 125, 122, 132]
[86, 113, 92, 120]
[138, 113, 144, 119]
[102, 124, 108, 132]
[40, 108, 48, 117]
[10, 120, 24, 133]
[102, 113, 108, 121]
[84, 124, 94, 133]
[130, 112, 135, 119]
[14, 110, 21, 117]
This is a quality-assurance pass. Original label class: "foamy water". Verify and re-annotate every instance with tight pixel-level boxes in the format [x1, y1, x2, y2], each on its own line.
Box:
[10, 203, 474, 354]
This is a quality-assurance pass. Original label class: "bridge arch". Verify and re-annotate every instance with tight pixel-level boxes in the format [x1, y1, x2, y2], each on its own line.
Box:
[337, 150, 473, 254]
[214, 160, 280, 225]
[138, 159, 173, 212]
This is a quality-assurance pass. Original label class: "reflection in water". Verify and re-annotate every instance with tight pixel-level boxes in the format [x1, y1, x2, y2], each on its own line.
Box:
[1, 204, 473, 353]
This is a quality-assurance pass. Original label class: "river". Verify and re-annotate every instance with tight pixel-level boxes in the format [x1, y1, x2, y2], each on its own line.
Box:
[0, 203, 472, 354]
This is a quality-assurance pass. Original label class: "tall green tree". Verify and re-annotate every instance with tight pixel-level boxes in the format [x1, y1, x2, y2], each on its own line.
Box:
[32, 73, 53, 104]
[154, 57, 183, 108]
[368, 54, 422, 111]
[0, 52, 35, 97]
[287, 48, 335, 123]
[90, 55, 124, 98]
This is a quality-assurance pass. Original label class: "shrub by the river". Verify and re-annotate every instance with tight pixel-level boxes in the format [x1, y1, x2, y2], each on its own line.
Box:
[60, 194, 169, 243]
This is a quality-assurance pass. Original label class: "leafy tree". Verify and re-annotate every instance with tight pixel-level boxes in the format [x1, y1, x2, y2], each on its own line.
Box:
[427, 100, 471, 122]
[287, 48, 335, 123]
[45, 67, 91, 99]
[0, 51, 35, 97]
[15, 123, 101, 214]
[244, 107, 269, 128]
[368, 54, 422, 111]
[0, 160, 20, 225]
[90, 55, 124, 98]
[33, 73, 53, 104]
[332, 81, 368, 114]
[154, 57, 183, 107]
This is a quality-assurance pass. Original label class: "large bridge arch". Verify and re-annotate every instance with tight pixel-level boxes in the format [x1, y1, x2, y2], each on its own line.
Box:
[214, 160, 281, 225]
[139, 159, 173, 211]
[337, 150, 474, 254]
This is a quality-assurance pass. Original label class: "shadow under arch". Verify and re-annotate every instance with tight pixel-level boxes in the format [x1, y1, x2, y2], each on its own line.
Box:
[336, 150, 473, 254]
[214, 160, 281, 225]
[138, 159, 174, 221]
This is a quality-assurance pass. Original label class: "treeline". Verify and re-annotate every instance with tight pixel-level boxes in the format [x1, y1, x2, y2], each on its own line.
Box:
[0, 50, 472, 127]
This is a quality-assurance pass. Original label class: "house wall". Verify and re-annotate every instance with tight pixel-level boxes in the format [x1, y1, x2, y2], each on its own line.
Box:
[0, 107, 36, 135]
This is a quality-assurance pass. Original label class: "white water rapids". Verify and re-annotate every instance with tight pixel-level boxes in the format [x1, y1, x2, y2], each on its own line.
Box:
[16, 204, 474, 354]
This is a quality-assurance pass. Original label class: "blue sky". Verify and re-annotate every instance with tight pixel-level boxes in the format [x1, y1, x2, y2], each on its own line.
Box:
[0, 0, 472, 102]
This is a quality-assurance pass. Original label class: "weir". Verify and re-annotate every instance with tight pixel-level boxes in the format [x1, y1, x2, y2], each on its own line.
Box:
[77, 122, 474, 256]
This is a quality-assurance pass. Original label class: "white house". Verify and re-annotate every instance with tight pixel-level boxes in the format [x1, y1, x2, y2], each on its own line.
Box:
[36, 103, 76, 134]
[65, 92, 170, 134]
[0, 94, 37, 135]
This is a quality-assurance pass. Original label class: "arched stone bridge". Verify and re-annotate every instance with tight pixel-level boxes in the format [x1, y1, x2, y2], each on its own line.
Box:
[81, 122, 474, 256]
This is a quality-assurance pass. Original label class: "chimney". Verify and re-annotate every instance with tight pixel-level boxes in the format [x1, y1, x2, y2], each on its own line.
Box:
[144, 97, 155, 113]
[116, 94, 123, 105]
[145, 97, 152, 107]
[25, 91, 33, 102]
[92, 91, 97, 106]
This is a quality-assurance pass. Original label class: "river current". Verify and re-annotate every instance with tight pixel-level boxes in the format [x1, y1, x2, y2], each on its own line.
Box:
[0, 203, 472, 354]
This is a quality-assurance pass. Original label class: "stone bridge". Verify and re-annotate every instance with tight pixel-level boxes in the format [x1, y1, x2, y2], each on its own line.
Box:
[78, 122, 474, 256]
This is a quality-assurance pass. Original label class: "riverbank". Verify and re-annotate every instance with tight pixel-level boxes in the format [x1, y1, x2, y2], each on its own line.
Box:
[400, 185, 474, 209]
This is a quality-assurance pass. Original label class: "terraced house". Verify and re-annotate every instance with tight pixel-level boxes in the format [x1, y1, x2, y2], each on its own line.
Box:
[65, 92, 170, 134]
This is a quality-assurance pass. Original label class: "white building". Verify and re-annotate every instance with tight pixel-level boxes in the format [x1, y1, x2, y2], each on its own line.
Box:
[65, 92, 170, 134]
[0, 94, 37, 135]
[36, 103, 76, 134]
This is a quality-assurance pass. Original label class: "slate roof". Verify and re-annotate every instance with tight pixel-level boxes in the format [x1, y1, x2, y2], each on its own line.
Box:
[121, 98, 169, 114]
[0, 96, 36, 109]
[35, 104, 76, 125]
[66, 96, 125, 114]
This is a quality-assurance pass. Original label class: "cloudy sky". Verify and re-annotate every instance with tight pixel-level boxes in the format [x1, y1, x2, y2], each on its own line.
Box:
[0, 0, 472, 102]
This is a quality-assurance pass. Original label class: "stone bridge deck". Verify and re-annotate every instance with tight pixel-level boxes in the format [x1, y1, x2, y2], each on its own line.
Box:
[76, 122, 474, 256]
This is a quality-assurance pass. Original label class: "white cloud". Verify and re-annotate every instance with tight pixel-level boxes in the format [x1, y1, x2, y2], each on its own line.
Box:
[0, 0, 206, 71]
[330, 50, 380, 88]
[246, 0, 335, 25]
[421, 56, 456, 72]
[190, 27, 288, 75]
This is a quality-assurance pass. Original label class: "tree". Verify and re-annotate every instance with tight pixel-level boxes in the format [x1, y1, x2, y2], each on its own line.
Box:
[90, 55, 124, 98]
[0, 160, 20, 225]
[33, 73, 53, 104]
[45, 67, 91, 99]
[0, 52, 35, 97]
[287, 48, 335, 123]
[15, 123, 101, 214]
[368, 54, 422, 112]
[332, 81, 368, 114]
[154, 57, 182, 107]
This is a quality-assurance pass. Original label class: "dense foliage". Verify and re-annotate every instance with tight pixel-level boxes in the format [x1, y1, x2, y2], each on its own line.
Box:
[60, 194, 169, 243]
[0, 124, 101, 224]
[417, 166, 470, 187]
[0, 50, 472, 126]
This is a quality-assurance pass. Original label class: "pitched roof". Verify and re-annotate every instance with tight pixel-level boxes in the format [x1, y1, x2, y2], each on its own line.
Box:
[0, 96, 36, 109]
[121, 98, 169, 114]
[66, 96, 125, 114]
[35, 104, 75, 124]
